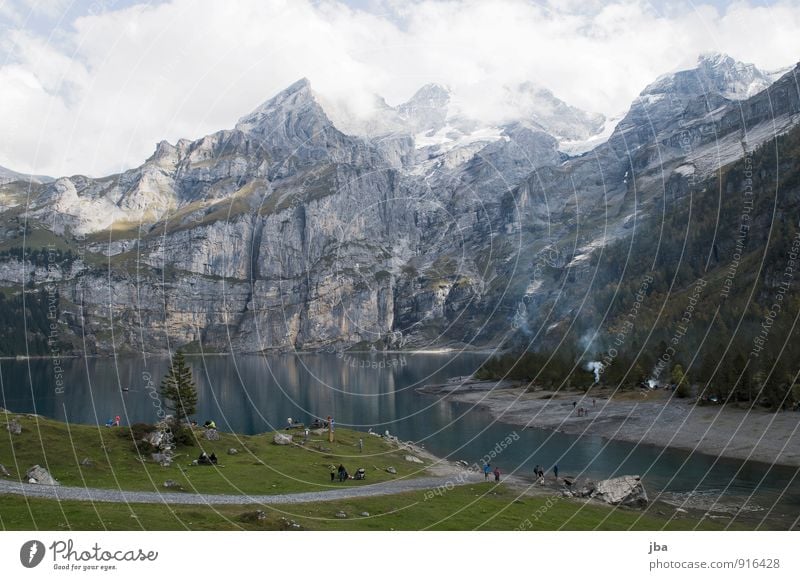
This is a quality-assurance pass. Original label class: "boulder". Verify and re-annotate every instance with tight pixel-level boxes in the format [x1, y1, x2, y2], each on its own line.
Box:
[26, 465, 59, 486]
[163, 479, 182, 489]
[404, 455, 424, 464]
[204, 428, 220, 441]
[6, 419, 22, 435]
[142, 431, 163, 447]
[79, 457, 94, 467]
[273, 433, 293, 445]
[227, 448, 239, 455]
[335, 511, 348, 518]
[0, 463, 10, 477]
[385, 466, 397, 474]
[590, 475, 648, 508]
[360, 511, 370, 517]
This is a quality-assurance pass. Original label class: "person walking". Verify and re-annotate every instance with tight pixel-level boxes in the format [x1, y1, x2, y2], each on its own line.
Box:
[533, 464, 540, 480]
[553, 464, 559, 480]
[493, 466, 501, 482]
[483, 463, 491, 481]
[330, 466, 336, 482]
[358, 438, 364, 453]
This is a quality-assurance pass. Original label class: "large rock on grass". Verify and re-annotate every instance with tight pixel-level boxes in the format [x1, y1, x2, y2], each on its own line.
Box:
[273, 433, 293, 445]
[204, 429, 220, 441]
[590, 475, 648, 508]
[6, 419, 22, 435]
[26, 465, 59, 486]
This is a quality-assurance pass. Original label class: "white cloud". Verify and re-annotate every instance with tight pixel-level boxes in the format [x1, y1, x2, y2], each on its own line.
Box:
[1, 0, 800, 177]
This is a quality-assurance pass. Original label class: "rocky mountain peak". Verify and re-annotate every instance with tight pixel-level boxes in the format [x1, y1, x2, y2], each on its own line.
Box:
[235, 77, 331, 137]
[696, 52, 773, 100]
[397, 83, 452, 134]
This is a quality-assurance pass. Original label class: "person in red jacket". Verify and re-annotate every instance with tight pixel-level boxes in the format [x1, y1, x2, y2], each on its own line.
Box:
[493, 466, 500, 482]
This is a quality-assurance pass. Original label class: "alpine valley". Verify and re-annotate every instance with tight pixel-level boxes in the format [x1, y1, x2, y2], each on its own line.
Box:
[2, 52, 800, 361]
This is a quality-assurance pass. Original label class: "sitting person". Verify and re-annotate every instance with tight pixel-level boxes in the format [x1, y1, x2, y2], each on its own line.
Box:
[105, 418, 114, 427]
[198, 452, 211, 465]
[209, 452, 218, 465]
[203, 420, 217, 430]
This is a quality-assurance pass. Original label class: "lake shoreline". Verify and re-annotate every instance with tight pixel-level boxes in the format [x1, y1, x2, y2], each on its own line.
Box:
[419, 379, 800, 468]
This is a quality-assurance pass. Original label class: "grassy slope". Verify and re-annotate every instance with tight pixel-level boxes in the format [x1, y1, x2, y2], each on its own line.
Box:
[0, 410, 427, 495]
[0, 484, 735, 532]
[0, 410, 743, 531]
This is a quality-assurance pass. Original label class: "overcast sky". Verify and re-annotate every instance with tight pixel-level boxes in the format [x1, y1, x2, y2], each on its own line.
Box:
[2, 0, 800, 178]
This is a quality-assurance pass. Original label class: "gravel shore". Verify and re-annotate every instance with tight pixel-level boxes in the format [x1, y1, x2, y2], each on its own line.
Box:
[422, 381, 800, 467]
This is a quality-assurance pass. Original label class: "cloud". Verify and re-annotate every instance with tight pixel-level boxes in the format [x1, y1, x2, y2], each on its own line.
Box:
[1, 0, 800, 177]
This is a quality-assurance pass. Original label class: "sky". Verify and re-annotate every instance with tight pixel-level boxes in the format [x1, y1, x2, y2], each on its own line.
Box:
[1, 0, 800, 178]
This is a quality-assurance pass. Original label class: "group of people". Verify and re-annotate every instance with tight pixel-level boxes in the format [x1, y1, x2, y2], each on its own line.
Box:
[197, 451, 218, 465]
[571, 400, 592, 417]
[483, 463, 501, 482]
[104, 415, 121, 427]
[533, 464, 558, 481]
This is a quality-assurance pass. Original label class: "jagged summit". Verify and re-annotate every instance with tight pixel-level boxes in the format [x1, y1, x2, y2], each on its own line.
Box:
[235, 77, 330, 136]
[641, 52, 772, 102]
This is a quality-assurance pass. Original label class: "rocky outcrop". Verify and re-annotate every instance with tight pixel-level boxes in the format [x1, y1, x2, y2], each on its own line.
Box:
[587, 475, 648, 508]
[26, 465, 59, 486]
[6, 419, 21, 435]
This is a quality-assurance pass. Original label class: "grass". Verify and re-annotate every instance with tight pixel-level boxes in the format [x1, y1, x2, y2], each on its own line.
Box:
[0, 410, 754, 531]
[0, 483, 738, 531]
[0, 409, 428, 496]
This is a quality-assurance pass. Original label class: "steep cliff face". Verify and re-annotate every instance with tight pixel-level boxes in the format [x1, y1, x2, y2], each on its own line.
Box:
[1, 55, 798, 355]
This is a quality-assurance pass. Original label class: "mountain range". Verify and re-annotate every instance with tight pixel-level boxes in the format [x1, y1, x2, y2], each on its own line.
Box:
[1, 52, 799, 358]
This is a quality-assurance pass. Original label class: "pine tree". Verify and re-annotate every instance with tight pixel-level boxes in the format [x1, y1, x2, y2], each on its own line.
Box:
[672, 364, 690, 398]
[160, 351, 198, 423]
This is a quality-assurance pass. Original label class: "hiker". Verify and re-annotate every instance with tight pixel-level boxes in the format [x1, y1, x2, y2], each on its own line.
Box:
[572, 401, 576, 410]
[534, 465, 540, 479]
[338, 464, 347, 482]
[553, 464, 559, 479]
[287, 417, 293, 428]
[105, 418, 114, 427]
[204, 420, 216, 430]
[592, 398, 596, 408]
[330, 466, 336, 482]
[483, 463, 491, 481]
[494, 467, 500, 482]
[113, 415, 121, 427]
[358, 438, 364, 453]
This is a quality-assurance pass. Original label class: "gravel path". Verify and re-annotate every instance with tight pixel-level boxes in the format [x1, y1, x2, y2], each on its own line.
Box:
[0, 473, 484, 505]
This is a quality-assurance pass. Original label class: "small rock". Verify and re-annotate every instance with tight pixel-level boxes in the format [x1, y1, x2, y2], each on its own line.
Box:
[273, 433, 293, 445]
[335, 511, 348, 519]
[0, 464, 10, 477]
[79, 457, 93, 467]
[675, 508, 688, 514]
[151, 452, 173, 466]
[227, 448, 238, 455]
[386, 467, 397, 474]
[163, 480, 182, 489]
[239, 510, 268, 524]
[360, 511, 370, 517]
[6, 419, 22, 435]
[404, 455, 423, 464]
[26, 465, 59, 486]
[204, 428, 220, 441]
